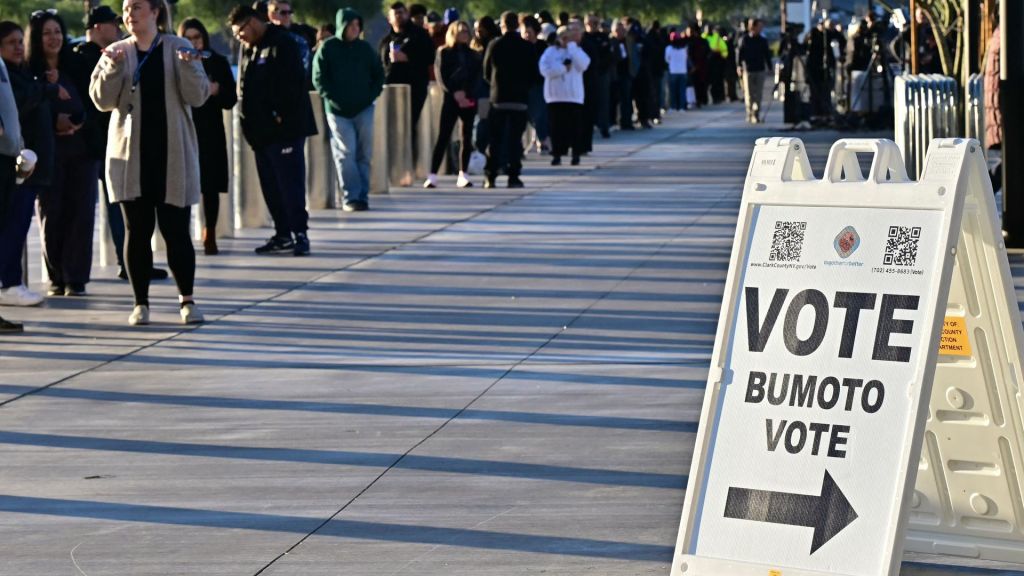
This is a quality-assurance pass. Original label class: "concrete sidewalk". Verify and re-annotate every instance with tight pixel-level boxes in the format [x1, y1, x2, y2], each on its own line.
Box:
[0, 103, 1021, 575]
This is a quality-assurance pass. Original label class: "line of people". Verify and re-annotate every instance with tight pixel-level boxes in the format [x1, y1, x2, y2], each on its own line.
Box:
[369, 7, 765, 190]
[0, 1, 768, 333]
[0, 0, 297, 330]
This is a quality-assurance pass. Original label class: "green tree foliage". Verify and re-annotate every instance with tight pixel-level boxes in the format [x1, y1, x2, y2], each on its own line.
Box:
[912, 0, 962, 77]
[0, 0, 94, 36]
[171, 0, 238, 30]
[387, 0, 775, 27]
[0, 0, 774, 39]
[172, 0, 380, 31]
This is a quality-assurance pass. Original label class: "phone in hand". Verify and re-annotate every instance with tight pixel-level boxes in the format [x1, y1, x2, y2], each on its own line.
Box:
[176, 47, 211, 59]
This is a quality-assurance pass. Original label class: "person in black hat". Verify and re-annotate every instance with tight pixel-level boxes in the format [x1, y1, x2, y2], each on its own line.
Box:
[74, 5, 169, 282]
[230, 4, 317, 255]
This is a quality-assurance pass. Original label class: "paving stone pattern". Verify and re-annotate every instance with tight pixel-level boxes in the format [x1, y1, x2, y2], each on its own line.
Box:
[1, 103, 1022, 575]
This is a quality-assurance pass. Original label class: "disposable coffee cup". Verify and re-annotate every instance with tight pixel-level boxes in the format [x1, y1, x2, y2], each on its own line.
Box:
[16, 149, 37, 184]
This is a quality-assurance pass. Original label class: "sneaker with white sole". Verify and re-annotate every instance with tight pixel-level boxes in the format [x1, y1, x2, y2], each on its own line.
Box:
[0, 285, 44, 307]
[456, 172, 473, 188]
[129, 305, 150, 326]
[180, 302, 204, 324]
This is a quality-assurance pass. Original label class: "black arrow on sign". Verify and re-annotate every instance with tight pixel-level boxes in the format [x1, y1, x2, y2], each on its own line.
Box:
[724, 470, 857, 554]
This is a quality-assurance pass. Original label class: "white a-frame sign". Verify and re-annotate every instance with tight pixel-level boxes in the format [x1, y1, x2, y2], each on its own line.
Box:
[672, 137, 1024, 575]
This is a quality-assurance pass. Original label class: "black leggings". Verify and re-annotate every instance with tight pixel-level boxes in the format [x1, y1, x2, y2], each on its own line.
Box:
[121, 197, 195, 306]
[202, 192, 219, 232]
[430, 96, 476, 174]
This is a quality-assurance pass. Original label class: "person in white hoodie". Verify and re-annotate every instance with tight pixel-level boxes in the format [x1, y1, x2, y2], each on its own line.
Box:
[664, 30, 689, 111]
[539, 25, 589, 166]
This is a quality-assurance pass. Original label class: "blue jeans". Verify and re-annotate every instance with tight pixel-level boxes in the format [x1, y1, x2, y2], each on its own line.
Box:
[669, 73, 689, 110]
[527, 85, 548, 142]
[0, 184, 37, 288]
[326, 106, 374, 205]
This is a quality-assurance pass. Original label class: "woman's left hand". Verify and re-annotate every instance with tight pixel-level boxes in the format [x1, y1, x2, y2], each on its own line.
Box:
[177, 50, 201, 63]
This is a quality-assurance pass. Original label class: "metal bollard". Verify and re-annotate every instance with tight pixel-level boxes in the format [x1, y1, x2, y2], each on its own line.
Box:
[188, 109, 237, 241]
[306, 92, 339, 209]
[97, 186, 118, 267]
[416, 83, 443, 178]
[232, 107, 271, 229]
[217, 108, 237, 238]
[383, 84, 414, 187]
[370, 92, 390, 195]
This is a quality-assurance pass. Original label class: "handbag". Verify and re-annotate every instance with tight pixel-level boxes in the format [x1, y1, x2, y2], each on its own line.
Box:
[467, 151, 486, 175]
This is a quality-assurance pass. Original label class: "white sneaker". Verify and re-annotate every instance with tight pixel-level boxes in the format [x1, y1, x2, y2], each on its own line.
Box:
[423, 174, 437, 188]
[180, 302, 204, 325]
[129, 305, 150, 326]
[0, 285, 44, 307]
[456, 172, 473, 188]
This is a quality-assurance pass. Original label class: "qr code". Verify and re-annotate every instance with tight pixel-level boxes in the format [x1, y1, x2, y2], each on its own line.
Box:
[883, 226, 921, 266]
[769, 221, 807, 262]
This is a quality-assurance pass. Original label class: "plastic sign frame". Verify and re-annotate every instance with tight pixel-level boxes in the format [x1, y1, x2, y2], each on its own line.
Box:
[672, 137, 972, 576]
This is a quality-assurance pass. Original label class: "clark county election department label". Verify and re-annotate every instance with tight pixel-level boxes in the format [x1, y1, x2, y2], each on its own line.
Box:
[690, 204, 943, 575]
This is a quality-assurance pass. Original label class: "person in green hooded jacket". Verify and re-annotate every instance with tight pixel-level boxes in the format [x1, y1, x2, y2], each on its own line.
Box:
[313, 8, 384, 212]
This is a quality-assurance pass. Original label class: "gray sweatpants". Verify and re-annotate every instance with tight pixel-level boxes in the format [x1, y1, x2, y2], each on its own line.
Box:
[742, 70, 767, 122]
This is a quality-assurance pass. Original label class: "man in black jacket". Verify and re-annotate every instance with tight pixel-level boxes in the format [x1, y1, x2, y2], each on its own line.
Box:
[482, 11, 534, 189]
[737, 18, 772, 123]
[379, 2, 435, 152]
[231, 4, 317, 256]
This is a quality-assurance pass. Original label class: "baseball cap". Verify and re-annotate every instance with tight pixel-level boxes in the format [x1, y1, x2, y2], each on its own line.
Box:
[86, 5, 120, 28]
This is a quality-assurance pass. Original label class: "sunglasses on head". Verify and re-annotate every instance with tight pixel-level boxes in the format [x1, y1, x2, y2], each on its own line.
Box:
[30, 8, 58, 20]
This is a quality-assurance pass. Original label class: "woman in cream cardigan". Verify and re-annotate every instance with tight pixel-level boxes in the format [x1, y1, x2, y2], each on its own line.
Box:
[90, 0, 209, 326]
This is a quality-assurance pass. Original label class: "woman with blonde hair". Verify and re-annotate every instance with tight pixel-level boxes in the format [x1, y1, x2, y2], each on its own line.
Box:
[424, 20, 481, 188]
[89, 0, 209, 325]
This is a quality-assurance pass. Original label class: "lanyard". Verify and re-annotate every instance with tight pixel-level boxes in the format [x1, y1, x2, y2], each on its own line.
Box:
[131, 35, 161, 93]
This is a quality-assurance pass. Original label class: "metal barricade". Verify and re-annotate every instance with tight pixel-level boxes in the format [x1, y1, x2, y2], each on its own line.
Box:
[893, 73, 959, 179]
[965, 72, 985, 150]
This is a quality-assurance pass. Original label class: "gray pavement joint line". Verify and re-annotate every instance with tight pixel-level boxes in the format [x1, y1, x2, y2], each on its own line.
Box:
[250, 111, 738, 576]
[0, 111, 732, 412]
[0, 177, 569, 408]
